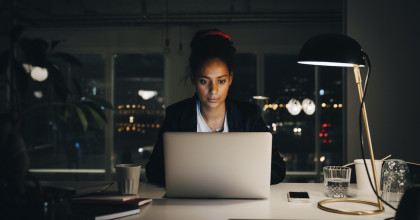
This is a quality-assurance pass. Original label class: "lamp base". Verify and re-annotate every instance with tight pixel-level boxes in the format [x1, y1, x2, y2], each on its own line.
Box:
[318, 198, 384, 215]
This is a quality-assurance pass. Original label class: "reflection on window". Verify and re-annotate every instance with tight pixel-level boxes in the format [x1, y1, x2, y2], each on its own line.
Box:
[318, 66, 344, 167]
[263, 54, 343, 172]
[113, 54, 164, 167]
[26, 54, 106, 169]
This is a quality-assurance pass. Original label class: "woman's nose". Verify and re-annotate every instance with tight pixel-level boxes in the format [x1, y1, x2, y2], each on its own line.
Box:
[209, 82, 218, 93]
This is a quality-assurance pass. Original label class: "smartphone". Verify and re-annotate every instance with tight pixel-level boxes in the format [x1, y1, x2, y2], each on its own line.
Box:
[287, 191, 310, 202]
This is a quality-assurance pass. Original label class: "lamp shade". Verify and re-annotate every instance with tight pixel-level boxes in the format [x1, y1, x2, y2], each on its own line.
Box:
[298, 34, 365, 67]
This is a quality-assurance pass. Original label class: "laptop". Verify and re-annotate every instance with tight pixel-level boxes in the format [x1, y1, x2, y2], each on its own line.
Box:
[163, 132, 272, 199]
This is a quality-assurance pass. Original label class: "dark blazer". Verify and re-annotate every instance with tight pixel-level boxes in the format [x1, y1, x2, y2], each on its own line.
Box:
[145, 95, 286, 185]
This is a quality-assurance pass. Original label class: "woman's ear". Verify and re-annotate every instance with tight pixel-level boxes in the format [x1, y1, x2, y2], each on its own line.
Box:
[229, 72, 233, 85]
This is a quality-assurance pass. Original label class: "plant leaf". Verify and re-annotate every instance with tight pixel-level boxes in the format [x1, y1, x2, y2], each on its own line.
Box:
[84, 101, 108, 123]
[75, 106, 88, 132]
[85, 96, 114, 110]
[17, 37, 48, 67]
[49, 52, 82, 67]
[63, 106, 70, 121]
[72, 78, 82, 97]
[85, 104, 106, 129]
[47, 63, 70, 101]
[50, 40, 65, 51]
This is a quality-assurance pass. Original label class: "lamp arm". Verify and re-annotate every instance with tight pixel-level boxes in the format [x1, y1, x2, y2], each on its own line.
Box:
[353, 65, 383, 210]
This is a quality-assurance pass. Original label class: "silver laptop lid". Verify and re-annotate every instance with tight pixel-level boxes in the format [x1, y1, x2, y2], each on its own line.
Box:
[164, 132, 272, 199]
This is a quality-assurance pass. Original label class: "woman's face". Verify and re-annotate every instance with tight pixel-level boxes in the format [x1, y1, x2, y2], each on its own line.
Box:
[193, 58, 233, 110]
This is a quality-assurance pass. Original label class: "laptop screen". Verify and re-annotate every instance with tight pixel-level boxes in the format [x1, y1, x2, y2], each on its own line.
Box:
[163, 132, 272, 199]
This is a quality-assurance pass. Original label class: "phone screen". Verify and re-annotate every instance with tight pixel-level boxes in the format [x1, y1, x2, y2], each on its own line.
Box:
[289, 192, 309, 199]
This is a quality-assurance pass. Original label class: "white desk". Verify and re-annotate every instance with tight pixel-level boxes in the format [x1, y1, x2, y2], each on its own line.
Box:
[121, 182, 396, 220]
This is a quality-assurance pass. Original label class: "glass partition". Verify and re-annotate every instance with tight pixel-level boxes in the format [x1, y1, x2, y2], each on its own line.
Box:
[26, 54, 107, 170]
[113, 54, 165, 168]
[263, 54, 344, 177]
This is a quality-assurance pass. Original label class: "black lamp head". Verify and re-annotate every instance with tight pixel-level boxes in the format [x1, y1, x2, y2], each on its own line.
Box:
[298, 33, 365, 67]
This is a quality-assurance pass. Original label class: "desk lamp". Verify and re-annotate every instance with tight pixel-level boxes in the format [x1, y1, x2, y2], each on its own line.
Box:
[298, 34, 384, 215]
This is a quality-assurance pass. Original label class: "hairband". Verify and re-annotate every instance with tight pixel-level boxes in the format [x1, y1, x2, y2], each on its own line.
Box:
[200, 31, 232, 41]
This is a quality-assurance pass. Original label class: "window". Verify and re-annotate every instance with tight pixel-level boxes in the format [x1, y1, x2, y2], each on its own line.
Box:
[23, 51, 343, 181]
[113, 54, 165, 167]
[317, 66, 344, 166]
[263, 54, 344, 178]
[264, 54, 316, 172]
[26, 54, 107, 170]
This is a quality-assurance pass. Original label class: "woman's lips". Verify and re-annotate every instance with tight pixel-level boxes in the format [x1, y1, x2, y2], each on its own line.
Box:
[208, 98, 219, 103]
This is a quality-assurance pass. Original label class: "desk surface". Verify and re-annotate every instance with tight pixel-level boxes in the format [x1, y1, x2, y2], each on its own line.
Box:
[120, 182, 396, 220]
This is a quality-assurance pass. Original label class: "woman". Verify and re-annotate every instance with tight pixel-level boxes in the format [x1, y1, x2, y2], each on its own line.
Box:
[146, 29, 286, 185]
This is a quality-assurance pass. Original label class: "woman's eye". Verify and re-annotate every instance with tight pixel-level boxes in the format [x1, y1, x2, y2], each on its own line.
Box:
[218, 80, 226, 84]
[200, 80, 208, 84]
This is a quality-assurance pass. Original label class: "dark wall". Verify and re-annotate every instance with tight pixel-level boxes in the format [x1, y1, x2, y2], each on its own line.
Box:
[347, 1, 420, 163]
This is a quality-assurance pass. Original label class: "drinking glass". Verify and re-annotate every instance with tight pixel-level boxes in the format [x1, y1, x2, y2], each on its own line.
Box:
[323, 166, 351, 198]
[381, 159, 410, 204]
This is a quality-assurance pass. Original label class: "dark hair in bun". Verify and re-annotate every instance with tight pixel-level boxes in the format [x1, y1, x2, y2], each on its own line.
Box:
[188, 29, 236, 81]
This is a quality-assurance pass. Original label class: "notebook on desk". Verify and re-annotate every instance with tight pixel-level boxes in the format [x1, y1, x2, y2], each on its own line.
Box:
[163, 132, 272, 199]
[40, 181, 114, 197]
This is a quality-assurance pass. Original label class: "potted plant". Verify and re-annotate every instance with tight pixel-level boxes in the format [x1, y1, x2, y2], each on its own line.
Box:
[0, 25, 113, 219]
